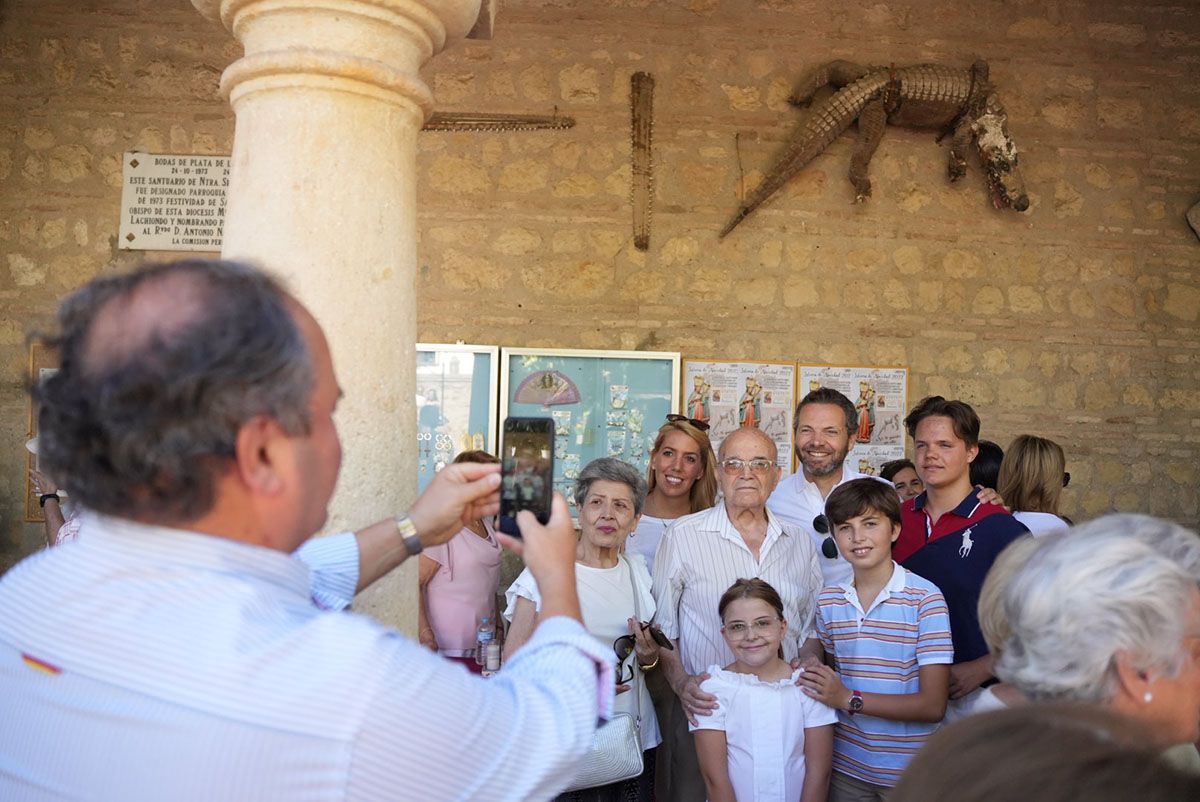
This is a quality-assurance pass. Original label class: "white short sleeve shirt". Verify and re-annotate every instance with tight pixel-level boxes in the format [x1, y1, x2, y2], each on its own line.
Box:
[690, 665, 837, 802]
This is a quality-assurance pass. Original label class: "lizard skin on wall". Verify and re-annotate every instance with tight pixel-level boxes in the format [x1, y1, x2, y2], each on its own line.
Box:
[720, 59, 1029, 238]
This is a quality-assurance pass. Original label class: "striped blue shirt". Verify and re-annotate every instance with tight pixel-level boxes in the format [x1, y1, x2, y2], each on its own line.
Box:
[0, 515, 613, 801]
[815, 563, 953, 787]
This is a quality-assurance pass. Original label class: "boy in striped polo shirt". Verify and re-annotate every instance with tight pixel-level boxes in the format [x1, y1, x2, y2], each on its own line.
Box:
[798, 479, 953, 801]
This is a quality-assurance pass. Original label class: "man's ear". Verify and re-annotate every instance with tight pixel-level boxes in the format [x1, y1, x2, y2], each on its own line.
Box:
[966, 443, 979, 464]
[234, 416, 287, 496]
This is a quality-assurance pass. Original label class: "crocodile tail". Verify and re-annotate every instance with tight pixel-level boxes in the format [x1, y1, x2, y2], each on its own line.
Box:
[720, 71, 891, 238]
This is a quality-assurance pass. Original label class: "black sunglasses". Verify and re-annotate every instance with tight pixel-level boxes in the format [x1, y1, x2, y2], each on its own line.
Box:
[614, 635, 636, 685]
[814, 514, 839, 558]
[666, 413, 710, 432]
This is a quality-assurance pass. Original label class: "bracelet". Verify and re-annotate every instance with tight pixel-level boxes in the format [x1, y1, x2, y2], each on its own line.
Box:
[638, 656, 659, 671]
[39, 493, 59, 508]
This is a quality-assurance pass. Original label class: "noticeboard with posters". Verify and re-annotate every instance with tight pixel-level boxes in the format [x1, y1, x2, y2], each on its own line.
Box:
[500, 348, 680, 517]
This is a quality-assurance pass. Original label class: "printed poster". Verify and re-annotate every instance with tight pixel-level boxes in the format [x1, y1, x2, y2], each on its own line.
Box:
[798, 365, 908, 475]
[683, 360, 796, 475]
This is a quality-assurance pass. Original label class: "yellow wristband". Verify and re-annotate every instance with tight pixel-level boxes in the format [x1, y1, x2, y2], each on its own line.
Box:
[638, 656, 659, 671]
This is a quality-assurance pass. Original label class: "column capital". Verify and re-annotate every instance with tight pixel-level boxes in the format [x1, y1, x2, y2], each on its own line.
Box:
[193, 0, 483, 117]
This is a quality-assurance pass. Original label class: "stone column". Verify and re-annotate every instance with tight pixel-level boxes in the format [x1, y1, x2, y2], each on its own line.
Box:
[192, 0, 483, 632]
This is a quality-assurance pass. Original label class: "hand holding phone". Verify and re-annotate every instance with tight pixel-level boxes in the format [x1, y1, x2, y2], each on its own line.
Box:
[498, 417, 555, 537]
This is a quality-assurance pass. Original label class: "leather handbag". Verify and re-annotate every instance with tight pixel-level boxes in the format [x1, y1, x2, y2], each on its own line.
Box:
[565, 555, 646, 790]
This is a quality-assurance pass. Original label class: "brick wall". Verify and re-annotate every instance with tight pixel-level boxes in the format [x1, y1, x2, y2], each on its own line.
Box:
[2, 0, 1198, 570]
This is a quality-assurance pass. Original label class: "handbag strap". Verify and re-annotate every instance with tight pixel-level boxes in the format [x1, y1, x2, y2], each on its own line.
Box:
[620, 554, 643, 726]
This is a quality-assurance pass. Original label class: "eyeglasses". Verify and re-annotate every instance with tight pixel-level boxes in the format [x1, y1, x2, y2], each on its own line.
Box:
[666, 413, 710, 432]
[614, 635, 636, 685]
[813, 514, 830, 534]
[1063, 472, 1071, 488]
[719, 458, 774, 475]
[723, 617, 781, 640]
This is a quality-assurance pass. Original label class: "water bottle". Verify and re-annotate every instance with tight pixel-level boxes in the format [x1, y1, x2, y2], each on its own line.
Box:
[475, 616, 495, 667]
[482, 641, 502, 678]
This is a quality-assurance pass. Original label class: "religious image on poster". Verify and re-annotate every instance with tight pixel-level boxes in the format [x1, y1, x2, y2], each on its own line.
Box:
[798, 365, 908, 474]
[683, 360, 797, 475]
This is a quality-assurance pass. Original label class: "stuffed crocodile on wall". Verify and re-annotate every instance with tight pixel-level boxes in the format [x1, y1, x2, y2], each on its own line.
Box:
[720, 59, 1029, 238]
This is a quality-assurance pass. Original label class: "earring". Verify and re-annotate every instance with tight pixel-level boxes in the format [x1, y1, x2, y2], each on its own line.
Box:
[1143, 691, 1153, 704]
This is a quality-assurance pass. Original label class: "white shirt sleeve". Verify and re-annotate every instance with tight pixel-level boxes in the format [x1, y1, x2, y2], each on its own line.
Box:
[625, 552, 657, 622]
[345, 616, 616, 801]
[799, 688, 838, 728]
[651, 522, 684, 641]
[688, 670, 728, 732]
[293, 532, 360, 612]
[503, 567, 541, 622]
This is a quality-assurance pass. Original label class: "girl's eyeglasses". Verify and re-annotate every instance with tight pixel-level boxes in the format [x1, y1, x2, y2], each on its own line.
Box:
[723, 617, 781, 640]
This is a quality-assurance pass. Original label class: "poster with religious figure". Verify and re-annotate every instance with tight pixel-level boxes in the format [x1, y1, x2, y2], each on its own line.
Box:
[682, 360, 797, 475]
[797, 365, 908, 474]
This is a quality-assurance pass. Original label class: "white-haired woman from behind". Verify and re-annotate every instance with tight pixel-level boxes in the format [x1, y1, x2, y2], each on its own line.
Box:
[995, 514, 1200, 772]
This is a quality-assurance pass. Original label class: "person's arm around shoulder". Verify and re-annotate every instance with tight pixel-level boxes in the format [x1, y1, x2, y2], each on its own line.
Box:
[798, 587, 953, 722]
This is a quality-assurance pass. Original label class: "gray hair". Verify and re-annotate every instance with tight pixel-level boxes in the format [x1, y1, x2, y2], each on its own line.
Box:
[34, 259, 313, 522]
[1105, 513, 1200, 582]
[573, 457, 647, 516]
[995, 515, 1200, 705]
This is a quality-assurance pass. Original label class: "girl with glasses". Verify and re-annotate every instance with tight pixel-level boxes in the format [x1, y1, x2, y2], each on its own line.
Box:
[691, 578, 835, 802]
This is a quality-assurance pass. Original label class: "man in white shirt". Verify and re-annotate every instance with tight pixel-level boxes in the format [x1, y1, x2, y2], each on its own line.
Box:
[652, 426, 823, 802]
[0, 259, 611, 802]
[767, 387, 888, 587]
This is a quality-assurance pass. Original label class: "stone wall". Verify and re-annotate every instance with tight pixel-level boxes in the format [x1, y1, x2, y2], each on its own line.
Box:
[2, 0, 1198, 572]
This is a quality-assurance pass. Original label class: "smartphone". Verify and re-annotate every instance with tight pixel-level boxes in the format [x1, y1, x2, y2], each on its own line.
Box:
[498, 417, 555, 537]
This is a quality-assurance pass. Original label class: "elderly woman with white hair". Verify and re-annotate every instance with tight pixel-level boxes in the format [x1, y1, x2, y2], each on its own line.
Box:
[993, 514, 1200, 770]
[505, 457, 663, 801]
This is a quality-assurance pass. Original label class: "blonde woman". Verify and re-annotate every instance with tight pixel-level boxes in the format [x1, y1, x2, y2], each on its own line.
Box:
[627, 416, 718, 575]
[997, 435, 1070, 537]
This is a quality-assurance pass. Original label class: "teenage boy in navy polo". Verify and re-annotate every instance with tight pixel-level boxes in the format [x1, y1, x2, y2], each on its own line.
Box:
[893, 396, 1028, 713]
[799, 478, 953, 801]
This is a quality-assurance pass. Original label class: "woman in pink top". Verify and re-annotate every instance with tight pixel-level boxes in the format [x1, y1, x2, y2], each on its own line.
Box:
[418, 450, 503, 673]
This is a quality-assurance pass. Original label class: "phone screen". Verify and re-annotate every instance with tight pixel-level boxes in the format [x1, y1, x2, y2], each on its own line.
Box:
[499, 417, 555, 536]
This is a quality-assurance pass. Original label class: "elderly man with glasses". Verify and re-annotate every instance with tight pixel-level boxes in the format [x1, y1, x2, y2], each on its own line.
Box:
[651, 426, 823, 802]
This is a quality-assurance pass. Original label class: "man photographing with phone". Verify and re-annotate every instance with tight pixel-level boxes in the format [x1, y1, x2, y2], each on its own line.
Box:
[0, 259, 613, 801]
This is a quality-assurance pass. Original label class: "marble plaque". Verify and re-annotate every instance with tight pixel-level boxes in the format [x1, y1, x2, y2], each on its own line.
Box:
[118, 152, 229, 252]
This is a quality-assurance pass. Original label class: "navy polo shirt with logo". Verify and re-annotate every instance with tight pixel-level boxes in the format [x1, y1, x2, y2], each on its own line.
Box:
[896, 492, 1029, 663]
